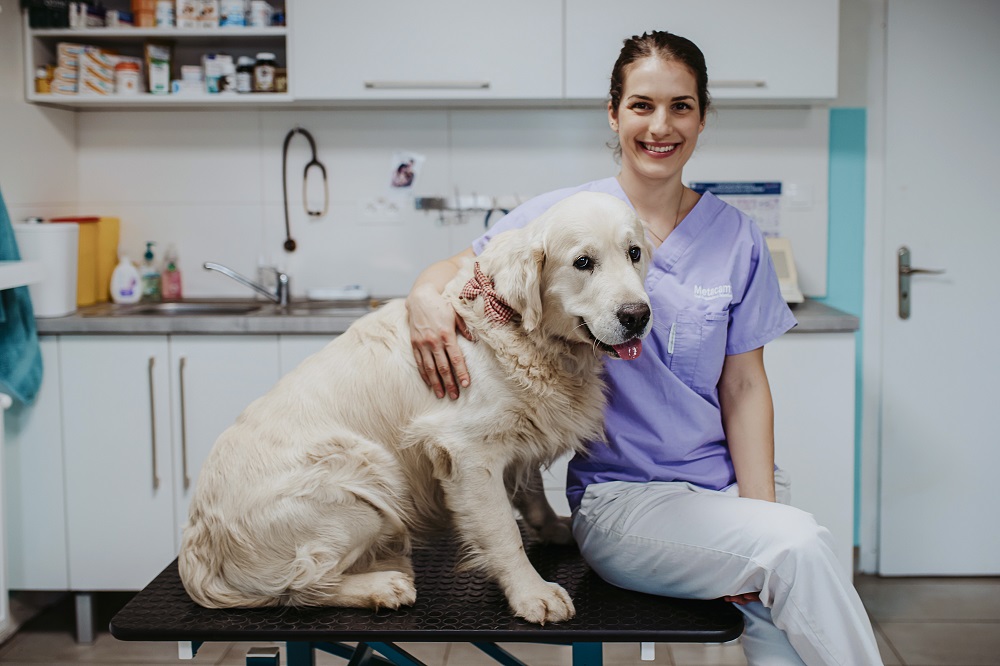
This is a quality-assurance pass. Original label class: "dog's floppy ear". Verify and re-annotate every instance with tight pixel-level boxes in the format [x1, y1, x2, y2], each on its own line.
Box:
[477, 227, 545, 332]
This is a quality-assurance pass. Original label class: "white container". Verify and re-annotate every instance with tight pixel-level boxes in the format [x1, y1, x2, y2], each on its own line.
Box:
[110, 256, 142, 304]
[12, 223, 79, 318]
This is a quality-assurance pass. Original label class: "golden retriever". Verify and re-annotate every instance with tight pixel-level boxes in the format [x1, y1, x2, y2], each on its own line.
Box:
[178, 191, 653, 624]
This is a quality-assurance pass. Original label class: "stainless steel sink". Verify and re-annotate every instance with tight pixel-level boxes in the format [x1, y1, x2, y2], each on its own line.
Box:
[82, 300, 264, 317]
[276, 299, 378, 316]
[79, 298, 385, 317]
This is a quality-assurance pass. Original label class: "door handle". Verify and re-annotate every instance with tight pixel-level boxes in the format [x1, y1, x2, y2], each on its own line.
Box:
[898, 246, 946, 319]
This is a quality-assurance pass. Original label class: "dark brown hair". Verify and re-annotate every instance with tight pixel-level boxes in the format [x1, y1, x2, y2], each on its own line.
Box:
[609, 31, 711, 121]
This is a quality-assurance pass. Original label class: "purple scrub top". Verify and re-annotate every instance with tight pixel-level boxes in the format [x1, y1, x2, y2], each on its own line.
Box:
[473, 177, 797, 511]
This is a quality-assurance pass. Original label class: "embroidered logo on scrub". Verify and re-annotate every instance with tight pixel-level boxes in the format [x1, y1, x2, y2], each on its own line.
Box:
[694, 284, 732, 301]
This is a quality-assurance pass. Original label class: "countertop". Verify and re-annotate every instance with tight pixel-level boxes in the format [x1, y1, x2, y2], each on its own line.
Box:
[35, 298, 858, 336]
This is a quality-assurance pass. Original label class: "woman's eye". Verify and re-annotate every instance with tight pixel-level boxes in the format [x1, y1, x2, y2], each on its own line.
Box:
[573, 256, 593, 271]
[628, 246, 642, 262]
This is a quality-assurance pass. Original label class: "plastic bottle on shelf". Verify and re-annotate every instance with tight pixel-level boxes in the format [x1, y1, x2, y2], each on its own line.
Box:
[161, 244, 183, 300]
[140, 242, 162, 302]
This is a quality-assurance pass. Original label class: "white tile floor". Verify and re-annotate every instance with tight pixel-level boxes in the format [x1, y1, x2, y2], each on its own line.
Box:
[1, 576, 999, 665]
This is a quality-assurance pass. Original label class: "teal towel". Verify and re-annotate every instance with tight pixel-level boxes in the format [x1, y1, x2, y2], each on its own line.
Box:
[0, 187, 43, 405]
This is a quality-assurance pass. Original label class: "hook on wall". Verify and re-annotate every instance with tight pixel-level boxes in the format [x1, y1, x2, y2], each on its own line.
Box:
[281, 126, 329, 253]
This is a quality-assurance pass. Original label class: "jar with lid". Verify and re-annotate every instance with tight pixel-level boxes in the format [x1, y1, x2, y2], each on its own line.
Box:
[115, 61, 142, 95]
[235, 56, 255, 94]
[253, 52, 277, 93]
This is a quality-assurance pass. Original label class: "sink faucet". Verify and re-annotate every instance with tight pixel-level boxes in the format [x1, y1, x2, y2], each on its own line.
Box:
[203, 262, 290, 306]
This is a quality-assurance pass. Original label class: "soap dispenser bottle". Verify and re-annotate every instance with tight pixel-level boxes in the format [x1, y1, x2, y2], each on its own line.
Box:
[161, 244, 183, 300]
[110, 253, 142, 304]
[140, 242, 162, 302]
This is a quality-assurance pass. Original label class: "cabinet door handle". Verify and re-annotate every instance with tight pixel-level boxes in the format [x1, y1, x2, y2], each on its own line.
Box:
[179, 356, 191, 491]
[709, 79, 767, 89]
[363, 80, 491, 90]
[147, 357, 160, 491]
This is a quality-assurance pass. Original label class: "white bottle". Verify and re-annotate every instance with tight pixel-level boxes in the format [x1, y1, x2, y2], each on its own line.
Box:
[110, 256, 142, 304]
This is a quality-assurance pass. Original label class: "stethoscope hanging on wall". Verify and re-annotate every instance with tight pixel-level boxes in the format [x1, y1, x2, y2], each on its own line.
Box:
[281, 126, 329, 252]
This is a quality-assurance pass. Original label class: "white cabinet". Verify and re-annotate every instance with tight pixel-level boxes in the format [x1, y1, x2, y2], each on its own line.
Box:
[565, 0, 839, 103]
[0, 392, 12, 641]
[541, 330, 857, 579]
[765, 332, 856, 579]
[278, 334, 335, 375]
[291, 0, 563, 101]
[58, 335, 281, 590]
[60, 336, 176, 590]
[4, 338, 70, 590]
[168, 336, 282, 546]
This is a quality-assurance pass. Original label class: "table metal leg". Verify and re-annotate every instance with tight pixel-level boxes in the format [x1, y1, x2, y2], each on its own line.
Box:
[571, 642, 603, 666]
[285, 642, 315, 666]
[74, 593, 95, 644]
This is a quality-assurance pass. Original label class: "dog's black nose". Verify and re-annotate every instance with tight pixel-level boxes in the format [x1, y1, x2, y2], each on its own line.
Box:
[617, 303, 651, 336]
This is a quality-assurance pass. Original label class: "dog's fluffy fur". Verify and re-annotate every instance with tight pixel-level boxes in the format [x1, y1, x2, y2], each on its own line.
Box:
[178, 192, 652, 624]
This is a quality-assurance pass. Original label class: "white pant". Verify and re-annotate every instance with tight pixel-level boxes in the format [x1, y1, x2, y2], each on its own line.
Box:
[571, 471, 883, 665]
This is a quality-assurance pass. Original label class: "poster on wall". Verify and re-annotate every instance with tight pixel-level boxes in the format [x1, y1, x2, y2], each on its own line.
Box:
[689, 182, 782, 237]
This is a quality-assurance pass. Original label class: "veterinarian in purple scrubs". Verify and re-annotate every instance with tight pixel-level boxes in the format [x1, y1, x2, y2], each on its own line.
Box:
[406, 31, 882, 666]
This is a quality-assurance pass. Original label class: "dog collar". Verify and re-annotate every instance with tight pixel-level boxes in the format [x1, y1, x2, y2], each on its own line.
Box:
[460, 262, 515, 325]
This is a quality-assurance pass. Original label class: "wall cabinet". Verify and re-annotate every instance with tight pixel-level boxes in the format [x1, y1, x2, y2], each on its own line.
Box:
[565, 0, 839, 103]
[290, 0, 563, 102]
[23, 0, 839, 109]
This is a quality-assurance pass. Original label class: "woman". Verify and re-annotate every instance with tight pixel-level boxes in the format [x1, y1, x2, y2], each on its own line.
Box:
[406, 31, 882, 666]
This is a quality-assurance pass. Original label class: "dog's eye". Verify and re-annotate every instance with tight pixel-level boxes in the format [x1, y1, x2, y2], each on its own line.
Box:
[573, 256, 593, 271]
[628, 245, 642, 263]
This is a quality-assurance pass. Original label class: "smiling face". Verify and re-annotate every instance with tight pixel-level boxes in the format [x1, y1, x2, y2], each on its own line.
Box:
[609, 56, 705, 187]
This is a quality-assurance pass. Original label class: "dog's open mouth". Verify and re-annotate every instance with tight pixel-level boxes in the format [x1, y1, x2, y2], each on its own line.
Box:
[584, 323, 643, 361]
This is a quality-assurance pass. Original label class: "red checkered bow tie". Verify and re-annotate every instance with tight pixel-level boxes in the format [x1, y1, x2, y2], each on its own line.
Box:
[460, 262, 515, 325]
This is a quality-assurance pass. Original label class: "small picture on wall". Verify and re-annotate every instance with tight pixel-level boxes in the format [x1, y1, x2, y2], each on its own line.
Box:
[390, 151, 425, 189]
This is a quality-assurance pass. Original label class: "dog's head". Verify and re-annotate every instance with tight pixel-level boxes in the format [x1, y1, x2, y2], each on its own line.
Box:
[477, 192, 653, 360]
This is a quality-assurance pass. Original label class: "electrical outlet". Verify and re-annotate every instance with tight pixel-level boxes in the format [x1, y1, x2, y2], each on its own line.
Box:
[360, 196, 402, 225]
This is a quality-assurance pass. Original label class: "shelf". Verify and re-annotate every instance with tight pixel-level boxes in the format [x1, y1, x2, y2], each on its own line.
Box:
[28, 27, 287, 40]
[27, 92, 293, 110]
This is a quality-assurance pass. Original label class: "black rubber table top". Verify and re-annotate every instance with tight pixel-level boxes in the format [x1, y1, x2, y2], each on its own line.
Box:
[111, 527, 743, 644]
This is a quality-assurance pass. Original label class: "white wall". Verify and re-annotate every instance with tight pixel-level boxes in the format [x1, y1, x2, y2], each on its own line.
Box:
[71, 105, 830, 299]
[0, 0, 77, 222]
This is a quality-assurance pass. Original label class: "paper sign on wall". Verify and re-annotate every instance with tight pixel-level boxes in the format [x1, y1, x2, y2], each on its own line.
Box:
[689, 182, 782, 236]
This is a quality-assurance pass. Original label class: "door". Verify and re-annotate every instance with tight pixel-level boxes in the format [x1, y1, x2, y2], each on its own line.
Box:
[169, 336, 280, 546]
[61, 336, 175, 589]
[878, 1, 1000, 574]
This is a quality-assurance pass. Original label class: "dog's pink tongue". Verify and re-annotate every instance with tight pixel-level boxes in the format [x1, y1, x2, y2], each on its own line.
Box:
[613, 339, 642, 361]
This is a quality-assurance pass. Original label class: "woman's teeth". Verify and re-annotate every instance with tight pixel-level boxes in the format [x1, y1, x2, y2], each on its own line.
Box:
[641, 142, 676, 153]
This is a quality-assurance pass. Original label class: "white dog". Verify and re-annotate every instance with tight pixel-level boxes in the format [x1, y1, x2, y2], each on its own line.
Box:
[179, 191, 653, 625]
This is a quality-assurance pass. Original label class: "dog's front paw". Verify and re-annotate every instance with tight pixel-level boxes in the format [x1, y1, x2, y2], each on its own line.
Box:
[508, 582, 576, 625]
[365, 571, 418, 610]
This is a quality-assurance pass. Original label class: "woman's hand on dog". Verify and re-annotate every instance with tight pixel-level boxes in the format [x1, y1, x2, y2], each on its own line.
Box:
[407, 284, 473, 400]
